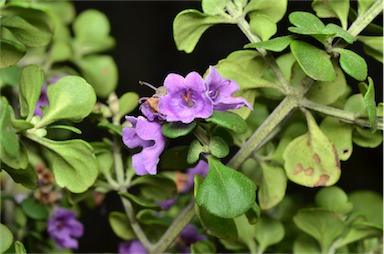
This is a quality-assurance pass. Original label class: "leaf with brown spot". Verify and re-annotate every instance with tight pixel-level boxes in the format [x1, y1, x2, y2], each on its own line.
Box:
[283, 112, 341, 187]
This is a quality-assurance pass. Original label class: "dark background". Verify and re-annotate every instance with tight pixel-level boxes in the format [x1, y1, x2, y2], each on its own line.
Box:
[72, 1, 383, 252]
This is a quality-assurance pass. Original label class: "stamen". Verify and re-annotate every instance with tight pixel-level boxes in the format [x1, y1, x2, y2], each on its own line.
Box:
[181, 91, 194, 107]
[139, 80, 158, 91]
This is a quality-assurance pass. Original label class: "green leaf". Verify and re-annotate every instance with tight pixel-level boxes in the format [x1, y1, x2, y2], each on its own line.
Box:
[249, 14, 277, 41]
[46, 125, 82, 135]
[290, 40, 336, 81]
[359, 77, 377, 132]
[244, 0, 287, 22]
[320, 117, 353, 161]
[118, 92, 139, 119]
[206, 110, 248, 133]
[78, 55, 118, 98]
[195, 175, 238, 239]
[337, 221, 383, 247]
[160, 146, 191, 170]
[293, 208, 345, 252]
[191, 240, 216, 254]
[20, 197, 49, 220]
[187, 140, 205, 164]
[0, 97, 21, 165]
[2, 163, 38, 189]
[130, 174, 177, 201]
[0, 39, 26, 68]
[119, 192, 160, 209]
[258, 162, 287, 210]
[357, 0, 376, 15]
[336, 48, 368, 81]
[305, 65, 347, 105]
[36, 76, 96, 128]
[196, 156, 256, 218]
[162, 121, 196, 138]
[288, 11, 325, 32]
[73, 9, 115, 54]
[1, 6, 53, 47]
[201, 0, 226, 15]
[209, 136, 229, 158]
[94, 148, 113, 176]
[136, 209, 170, 227]
[19, 64, 45, 120]
[0, 223, 13, 253]
[173, 9, 230, 53]
[12, 119, 34, 132]
[352, 127, 383, 148]
[108, 211, 135, 240]
[31, 137, 98, 193]
[349, 191, 383, 226]
[323, 24, 356, 44]
[97, 122, 122, 136]
[14, 241, 27, 254]
[315, 186, 353, 213]
[357, 36, 383, 63]
[254, 217, 285, 251]
[0, 65, 21, 87]
[312, 0, 350, 29]
[293, 234, 321, 254]
[283, 111, 341, 187]
[245, 35, 296, 52]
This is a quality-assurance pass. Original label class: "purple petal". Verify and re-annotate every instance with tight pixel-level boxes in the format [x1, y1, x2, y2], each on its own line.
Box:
[181, 160, 209, 193]
[119, 240, 147, 254]
[163, 73, 187, 91]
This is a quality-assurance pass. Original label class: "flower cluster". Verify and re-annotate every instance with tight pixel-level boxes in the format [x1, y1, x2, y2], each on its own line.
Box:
[122, 66, 251, 175]
[47, 208, 84, 249]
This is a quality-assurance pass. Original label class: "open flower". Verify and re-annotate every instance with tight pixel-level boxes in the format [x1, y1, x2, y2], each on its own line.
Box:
[122, 116, 166, 175]
[119, 240, 147, 254]
[47, 208, 83, 249]
[205, 66, 253, 111]
[158, 72, 213, 124]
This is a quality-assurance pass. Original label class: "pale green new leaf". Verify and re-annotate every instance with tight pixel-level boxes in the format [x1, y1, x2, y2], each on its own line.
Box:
[0, 224, 13, 253]
[312, 0, 350, 29]
[254, 218, 285, 251]
[173, 9, 230, 53]
[19, 64, 45, 120]
[32, 137, 98, 193]
[244, 0, 287, 22]
[108, 211, 135, 240]
[202, 0, 227, 15]
[357, 0, 376, 15]
[36, 76, 96, 128]
[249, 13, 277, 41]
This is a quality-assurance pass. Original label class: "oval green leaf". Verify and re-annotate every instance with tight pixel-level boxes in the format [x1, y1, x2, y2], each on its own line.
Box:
[206, 110, 248, 133]
[254, 217, 285, 251]
[196, 156, 256, 218]
[245, 35, 296, 52]
[0, 223, 13, 253]
[0, 39, 26, 68]
[315, 186, 353, 213]
[290, 40, 336, 81]
[209, 136, 229, 159]
[108, 211, 135, 240]
[336, 48, 368, 81]
[162, 121, 196, 138]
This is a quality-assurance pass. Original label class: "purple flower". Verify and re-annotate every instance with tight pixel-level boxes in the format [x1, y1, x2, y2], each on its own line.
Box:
[177, 224, 207, 254]
[34, 76, 64, 117]
[158, 72, 213, 124]
[34, 84, 49, 117]
[180, 160, 209, 193]
[122, 116, 166, 175]
[119, 240, 147, 254]
[139, 97, 166, 121]
[157, 197, 177, 210]
[47, 208, 83, 249]
[205, 66, 253, 111]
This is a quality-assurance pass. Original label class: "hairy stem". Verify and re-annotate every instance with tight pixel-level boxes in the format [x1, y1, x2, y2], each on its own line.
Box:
[347, 0, 383, 37]
[302, 98, 383, 130]
[228, 96, 298, 169]
[112, 134, 154, 250]
[151, 200, 196, 254]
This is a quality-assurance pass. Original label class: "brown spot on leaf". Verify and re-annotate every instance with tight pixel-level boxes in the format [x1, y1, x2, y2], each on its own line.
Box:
[304, 167, 314, 176]
[312, 153, 321, 163]
[332, 145, 341, 169]
[314, 174, 330, 187]
[294, 164, 303, 175]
